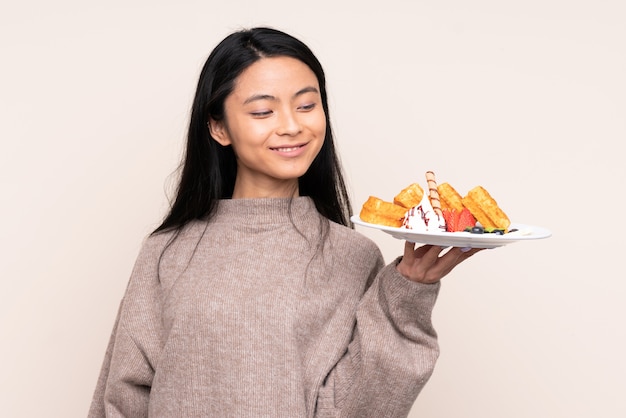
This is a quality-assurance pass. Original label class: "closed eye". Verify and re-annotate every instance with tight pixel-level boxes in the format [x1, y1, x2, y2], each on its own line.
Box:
[250, 110, 273, 118]
[298, 103, 316, 111]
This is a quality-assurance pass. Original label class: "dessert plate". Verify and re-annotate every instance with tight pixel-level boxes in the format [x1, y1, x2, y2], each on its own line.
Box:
[351, 216, 552, 249]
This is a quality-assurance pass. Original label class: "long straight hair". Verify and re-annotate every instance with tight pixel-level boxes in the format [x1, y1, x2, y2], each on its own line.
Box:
[153, 27, 352, 234]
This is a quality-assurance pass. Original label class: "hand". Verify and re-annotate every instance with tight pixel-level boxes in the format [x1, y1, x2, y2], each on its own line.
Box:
[396, 242, 483, 284]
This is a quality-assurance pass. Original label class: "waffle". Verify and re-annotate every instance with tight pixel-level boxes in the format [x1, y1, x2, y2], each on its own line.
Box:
[462, 186, 511, 230]
[393, 183, 424, 209]
[359, 196, 407, 227]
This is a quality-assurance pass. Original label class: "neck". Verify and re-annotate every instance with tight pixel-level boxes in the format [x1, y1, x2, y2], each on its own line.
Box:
[231, 178, 299, 199]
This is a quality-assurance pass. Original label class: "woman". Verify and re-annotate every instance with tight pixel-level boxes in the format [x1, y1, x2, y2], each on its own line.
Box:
[89, 27, 481, 417]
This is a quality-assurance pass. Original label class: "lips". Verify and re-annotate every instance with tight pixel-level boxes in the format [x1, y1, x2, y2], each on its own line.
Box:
[270, 143, 306, 153]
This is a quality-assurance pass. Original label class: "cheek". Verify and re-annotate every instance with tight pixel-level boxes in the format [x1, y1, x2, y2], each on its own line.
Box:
[312, 123, 326, 156]
[313, 113, 327, 137]
[227, 118, 270, 148]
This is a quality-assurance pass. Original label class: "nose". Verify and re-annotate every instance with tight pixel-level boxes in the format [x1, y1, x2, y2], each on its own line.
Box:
[276, 109, 302, 136]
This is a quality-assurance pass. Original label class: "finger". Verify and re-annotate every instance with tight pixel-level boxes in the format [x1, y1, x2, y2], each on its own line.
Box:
[404, 242, 437, 259]
[402, 241, 417, 262]
[419, 245, 447, 265]
[431, 247, 483, 278]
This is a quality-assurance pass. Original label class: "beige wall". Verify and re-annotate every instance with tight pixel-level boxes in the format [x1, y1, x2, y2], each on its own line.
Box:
[1, 1, 624, 416]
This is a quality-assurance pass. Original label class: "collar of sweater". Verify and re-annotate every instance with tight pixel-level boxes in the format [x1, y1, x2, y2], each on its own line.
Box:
[213, 196, 318, 225]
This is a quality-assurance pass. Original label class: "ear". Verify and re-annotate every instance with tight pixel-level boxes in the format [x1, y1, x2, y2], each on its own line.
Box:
[208, 118, 231, 146]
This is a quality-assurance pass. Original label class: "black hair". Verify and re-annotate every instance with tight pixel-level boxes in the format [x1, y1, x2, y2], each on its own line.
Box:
[153, 27, 352, 234]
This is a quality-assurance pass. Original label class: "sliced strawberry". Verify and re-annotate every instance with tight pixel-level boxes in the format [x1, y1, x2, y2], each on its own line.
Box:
[442, 208, 458, 232]
[441, 209, 449, 232]
[457, 208, 476, 232]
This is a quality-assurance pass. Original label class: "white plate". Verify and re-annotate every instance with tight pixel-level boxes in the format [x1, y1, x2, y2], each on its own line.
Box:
[351, 216, 552, 249]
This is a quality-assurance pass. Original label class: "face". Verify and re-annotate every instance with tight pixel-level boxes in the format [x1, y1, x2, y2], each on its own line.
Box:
[209, 56, 326, 198]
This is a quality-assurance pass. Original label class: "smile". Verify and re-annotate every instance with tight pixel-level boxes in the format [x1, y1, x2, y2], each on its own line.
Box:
[270, 144, 305, 152]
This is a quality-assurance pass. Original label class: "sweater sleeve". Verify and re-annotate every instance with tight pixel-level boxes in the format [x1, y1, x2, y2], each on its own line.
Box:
[88, 238, 164, 418]
[316, 257, 441, 417]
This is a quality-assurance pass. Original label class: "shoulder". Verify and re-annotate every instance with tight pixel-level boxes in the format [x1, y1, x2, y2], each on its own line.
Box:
[328, 221, 379, 249]
[327, 222, 384, 266]
[146, 219, 209, 247]
[135, 220, 210, 271]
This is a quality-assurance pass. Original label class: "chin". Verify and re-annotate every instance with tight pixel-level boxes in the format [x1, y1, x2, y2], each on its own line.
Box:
[276, 164, 314, 180]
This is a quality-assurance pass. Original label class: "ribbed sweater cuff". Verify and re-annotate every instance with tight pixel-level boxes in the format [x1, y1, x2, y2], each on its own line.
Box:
[386, 256, 440, 298]
[375, 257, 441, 326]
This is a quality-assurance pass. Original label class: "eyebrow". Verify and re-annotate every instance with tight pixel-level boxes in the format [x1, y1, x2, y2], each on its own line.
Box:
[243, 86, 319, 105]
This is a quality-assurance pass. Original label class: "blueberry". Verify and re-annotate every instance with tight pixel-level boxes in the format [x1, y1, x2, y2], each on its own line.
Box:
[471, 226, 484, 234]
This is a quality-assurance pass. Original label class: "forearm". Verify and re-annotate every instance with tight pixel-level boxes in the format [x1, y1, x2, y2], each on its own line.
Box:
[89, 321, 154, 418]
[317, 261, 441, 417]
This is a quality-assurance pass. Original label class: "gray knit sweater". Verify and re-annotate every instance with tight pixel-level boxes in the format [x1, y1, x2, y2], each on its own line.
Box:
[88, 197, 440, 417]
